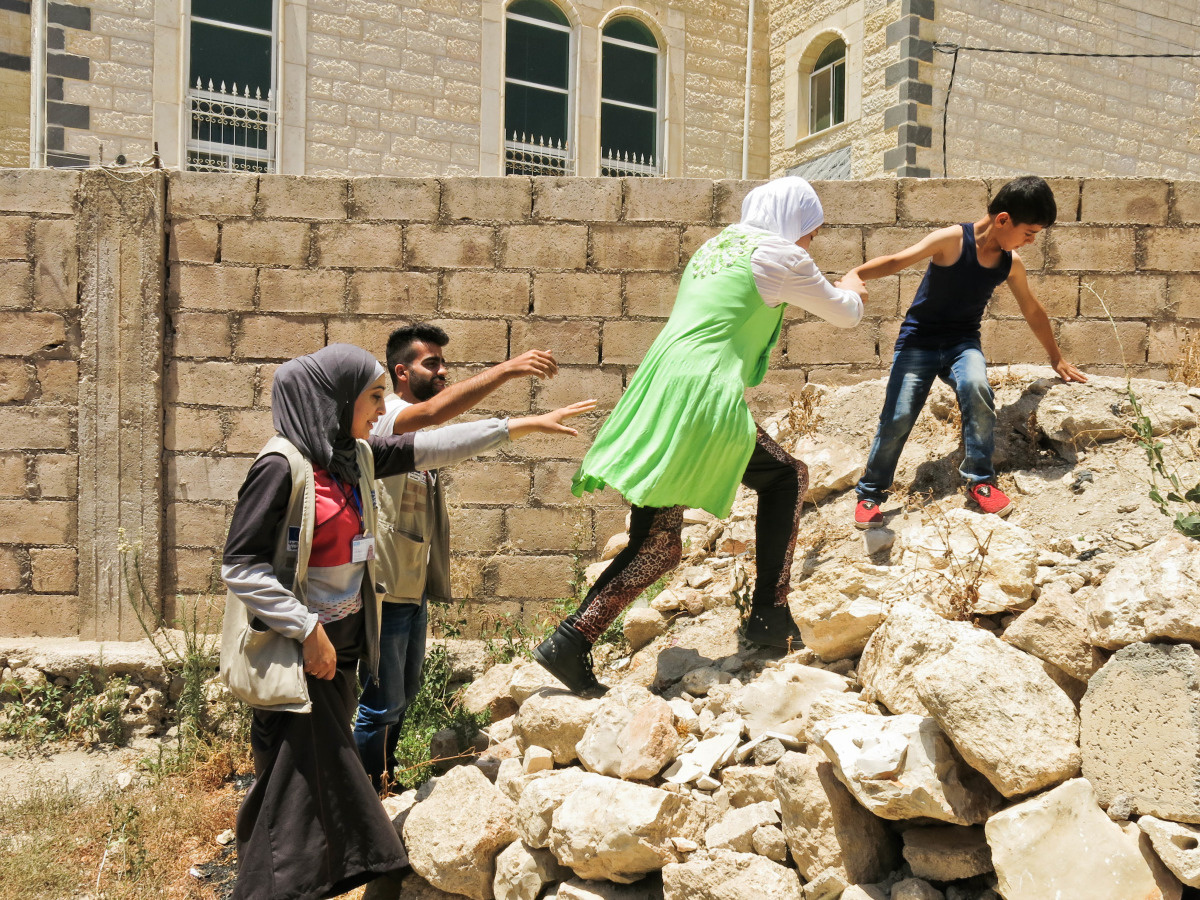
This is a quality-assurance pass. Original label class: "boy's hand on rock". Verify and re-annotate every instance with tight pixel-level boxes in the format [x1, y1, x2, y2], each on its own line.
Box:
[1054, 359, 1088, 383]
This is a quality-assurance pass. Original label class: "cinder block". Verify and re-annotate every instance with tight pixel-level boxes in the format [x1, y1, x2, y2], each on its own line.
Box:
[980, 319, 1053, 365]
[1169, 274, 1200, 319]
[505, 507, 592, 552]
[406, 224, 495, 268]
[1017, 235, 1046, 271]
[532, 459, 597, 506]
[787, 321, 877, 365]
[866, 274, 902, 318]
[169, 220, 218, 263]
[30, 546, 76, 592]
[533, 177, 621, 221]
[168, 455, 252, 502]
[0, 359, 31, 403]
[0, 453, 26, 498]
[814, 226, 865, 273]
[446, 506, 505, 553]
[442, 270, 530, 316]
[1082, 642, 1200, 823]
[601, 319, 665, 365]
[899, 178, 988, 224]
[806, 365, 888, 385]
[592, 506, 629, 547]
[591, 224, 679, 271]
[1042, 178, 1081, 223]
[0, 311, 66, 356]
[1048, 226, 1136, 272]
[256, 174, 347, 220]
[510, 424, 599, 461]
[167, 500, 230, 548]
[624, 178, 713, 223]
[442, 176, 531, 223]
[236, 314, 326, 360]
[1078, 274, 1166, 319]
[33, 454, 75, 498]
[168, 171, 257, 218]
[1081, 179, 1169, 225]
[168, 361, 257, 407]
[172, 311, 232, 358]
[164, 406, 223, 453]
[0, 499, 75, 543]
[444, 364, 531, 413]
[225, 408, 275, 454]
[991, 274, 1080, 319]
[316, 223, 403, 268]
[745, 368, 811, 418]
[351, 177, 440, 221]
[32, 220, 78, 310]
[1148, 322, 1188, 365]
[493, 554, 575, 598]
[427, 318, 507, 362]
[813, 178, 898, 226]
[0, 594, 81, 637]
[258, 268, 346, 314]
[0, 546, 22, 590]
[443, 459, 530, 505]
[222, 220, 311, 267]
[864, 227, 935, 265]
[173, 264, 256, 311]
[0, 169, 78, 215]
[165, 547, 220, 594]
[533, 366, 624, 412]
[0, 216, 30, 258]
[625, 273, 678, 318]
[324, 318, 389, 360]
[510, 319, 599, 365]
[1143, 228, 1200, 272]
[1172, 181, 1200, 225]
[499, 224, 587, 269]
[1057, 320, 1147, 368]
[349, 270, 436, 316]
[681, 226, 723, 263]
[714, 179, 765, 225]
[0, 261, 31, 308]
[532, 272, 621, 317]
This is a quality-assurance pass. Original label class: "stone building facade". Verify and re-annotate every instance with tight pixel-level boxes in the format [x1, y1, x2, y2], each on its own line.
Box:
[772, 0, 1200, 179]
[7, 0, 771, 179]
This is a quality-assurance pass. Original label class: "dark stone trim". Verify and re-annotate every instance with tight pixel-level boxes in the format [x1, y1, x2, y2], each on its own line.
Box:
[0, 0, 31, 14]
[0, 50, 29, 71]
[47, 1, 89, 30]
[886, 0, 936, 176]
[46, 51, 88, 80]
[885, 58, 922, 86]
[897, 165, 931, 177]
[884, 101, 919, 130]
[48, 26, 64, 50]
[886, 15, 922, 44]
[884, 144, 920, 170]
[898, 122, 932, 148]
[47, 125, 64, 151]
[896, 79, 932, 105]
[47, 150, 89, 167]
[901, 0, 934, 19]
[46, 76, 63, 100]
[46, 99, 88, 129]
[900, 36, 933, 62]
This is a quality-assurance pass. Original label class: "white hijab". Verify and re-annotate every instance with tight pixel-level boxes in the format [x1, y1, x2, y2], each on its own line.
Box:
[739, 176, 824, 244]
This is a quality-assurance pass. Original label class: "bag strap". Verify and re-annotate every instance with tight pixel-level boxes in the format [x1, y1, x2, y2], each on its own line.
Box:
[257, 436, 314, 595]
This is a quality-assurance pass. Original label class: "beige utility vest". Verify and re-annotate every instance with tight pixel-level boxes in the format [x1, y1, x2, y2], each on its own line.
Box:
[375, 465, 452, 605]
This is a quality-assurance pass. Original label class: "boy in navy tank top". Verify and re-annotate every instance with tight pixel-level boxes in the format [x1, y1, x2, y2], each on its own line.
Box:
[849, 176, 1087, 528]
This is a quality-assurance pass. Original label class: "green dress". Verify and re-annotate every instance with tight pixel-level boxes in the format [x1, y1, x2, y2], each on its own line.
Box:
[572, 225, 784, 517]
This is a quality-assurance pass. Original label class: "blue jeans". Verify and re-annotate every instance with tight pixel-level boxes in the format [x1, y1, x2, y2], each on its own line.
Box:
[353, 597, 428, 786]
[855, 341, 995, 503]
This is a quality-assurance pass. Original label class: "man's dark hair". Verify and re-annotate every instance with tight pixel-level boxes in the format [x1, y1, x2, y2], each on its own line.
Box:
[988, 175, 1057, 227]
[385, 323, 449, 389]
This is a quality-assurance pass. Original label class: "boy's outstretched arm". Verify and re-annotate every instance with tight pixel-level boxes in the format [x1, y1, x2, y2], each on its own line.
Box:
[391, 349, 559, 433]
[1008, 255, 1087, 383]
[848, 225, 963, 281]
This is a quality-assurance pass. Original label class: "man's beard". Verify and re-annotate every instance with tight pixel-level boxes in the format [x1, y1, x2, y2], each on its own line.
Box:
[410, 373, 446, 402]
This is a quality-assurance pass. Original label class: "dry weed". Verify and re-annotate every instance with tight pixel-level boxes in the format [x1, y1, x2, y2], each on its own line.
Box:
[1170, 326, 1200, 387]
[786, 388, 824, 440]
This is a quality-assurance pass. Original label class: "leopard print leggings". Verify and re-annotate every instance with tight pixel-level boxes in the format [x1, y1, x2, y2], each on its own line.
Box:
[572, 427, 807, 643]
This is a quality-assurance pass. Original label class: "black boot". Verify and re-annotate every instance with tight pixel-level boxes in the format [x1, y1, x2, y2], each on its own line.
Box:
[743, 602, 802, 650]
[533, 619, 607, 697]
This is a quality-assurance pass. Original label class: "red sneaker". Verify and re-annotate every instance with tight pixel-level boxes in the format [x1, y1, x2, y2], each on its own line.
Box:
[969, 482, 1013, 517]
[854, 499, 883, 529]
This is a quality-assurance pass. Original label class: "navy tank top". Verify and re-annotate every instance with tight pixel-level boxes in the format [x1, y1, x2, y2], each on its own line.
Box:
[895, 223, 1012, 351]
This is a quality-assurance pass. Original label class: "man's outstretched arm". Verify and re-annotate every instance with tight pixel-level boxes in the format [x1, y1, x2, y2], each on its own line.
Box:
[391, 349, 558, 434]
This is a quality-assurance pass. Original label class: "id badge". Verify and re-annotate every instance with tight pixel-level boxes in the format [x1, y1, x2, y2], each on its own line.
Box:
[286, 526, 300, 552]
[351, 534, 376, 563]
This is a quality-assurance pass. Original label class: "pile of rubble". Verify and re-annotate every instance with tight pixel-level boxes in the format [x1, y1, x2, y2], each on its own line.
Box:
[373, 370, 1200, 900]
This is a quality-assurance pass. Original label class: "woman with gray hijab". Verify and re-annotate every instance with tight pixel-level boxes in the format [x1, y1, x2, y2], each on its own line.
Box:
[222, 343, 591, 900]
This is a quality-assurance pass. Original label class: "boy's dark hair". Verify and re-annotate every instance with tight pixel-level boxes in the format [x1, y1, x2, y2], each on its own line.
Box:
[385, 323, 449, 389]
[988, 175, 1057, 227]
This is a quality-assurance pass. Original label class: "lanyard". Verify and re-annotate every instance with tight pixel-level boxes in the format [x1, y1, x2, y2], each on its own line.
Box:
[335, 478, 365, 532]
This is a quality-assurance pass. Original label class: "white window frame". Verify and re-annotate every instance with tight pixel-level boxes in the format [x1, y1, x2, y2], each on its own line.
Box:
[599, 21, 663, 176]
[809, 42, 846, 136]
[503, 1, 577, 175]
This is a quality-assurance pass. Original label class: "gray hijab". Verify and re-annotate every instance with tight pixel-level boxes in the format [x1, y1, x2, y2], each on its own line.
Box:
[271, 343, 385, 484]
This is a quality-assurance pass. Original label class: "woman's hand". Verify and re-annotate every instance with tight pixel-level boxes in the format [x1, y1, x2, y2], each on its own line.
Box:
[303, 623, 337, 680]
[835, 269, 868, 303]
[508, 399, 598, 439]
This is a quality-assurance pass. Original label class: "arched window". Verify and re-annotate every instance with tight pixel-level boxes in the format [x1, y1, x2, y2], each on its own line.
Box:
[600, 17, 661, 176]
[809, 38, 846, 135]
[504, 0, 574, 175]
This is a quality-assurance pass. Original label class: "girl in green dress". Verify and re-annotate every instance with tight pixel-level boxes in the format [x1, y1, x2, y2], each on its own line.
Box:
[534, 177, 867, 695]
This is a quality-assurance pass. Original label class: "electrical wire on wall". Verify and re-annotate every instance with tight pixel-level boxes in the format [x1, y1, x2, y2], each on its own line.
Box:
[932, 43, 1200, 177]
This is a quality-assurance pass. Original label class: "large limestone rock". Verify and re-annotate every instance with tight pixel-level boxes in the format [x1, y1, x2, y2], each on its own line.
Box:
[575, 685, 651, 777]
[793, 434, 865, 503]
[858, 602, 956, 716]
[402, 765, 520, 900]
[622, 607, 668, 650]
[548, 774, 687, 882]
[493, 841, 562, 900]
[774, 750, 898, 885]
[618, 694, 680, 781]
[554, 878, 664, 900]
[913, 621, 1081, 797]
[662, 850, 803, 900]
[812, 713, 1002, 824]
[788, 564, 891, 661]
[513, 688, 602, 765]
[703, 801, 779, 853]
[1087, 533, 1200, 649]
[515, 768, 589, 849]
[734, 662, 851, 741]
[1002, 583, 1105, 682]
[985, 778, 1167, 900]
[721, 765, 777, 806]
[1037, 375, 1198, 448]
[901, 825, 992, 882]
[462, 660, 524, 719]
[1081, 642, 1200, 823]
[626, 608, 742, 690]
[510, 664, 560, 704]
[1138, 817, 1200, 888]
